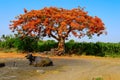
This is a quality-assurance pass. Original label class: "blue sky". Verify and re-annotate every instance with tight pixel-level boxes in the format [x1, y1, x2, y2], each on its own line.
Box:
[0, 0, 120, 42]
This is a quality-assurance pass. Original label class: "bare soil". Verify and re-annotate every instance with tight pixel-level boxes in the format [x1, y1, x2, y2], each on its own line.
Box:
[1, 53, 120, 80]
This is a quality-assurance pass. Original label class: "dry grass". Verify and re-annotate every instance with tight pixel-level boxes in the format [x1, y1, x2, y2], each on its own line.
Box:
[0, 52, 26, 58]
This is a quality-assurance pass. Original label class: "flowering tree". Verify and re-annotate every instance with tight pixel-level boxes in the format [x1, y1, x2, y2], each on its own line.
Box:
[10, 7, 106, 55]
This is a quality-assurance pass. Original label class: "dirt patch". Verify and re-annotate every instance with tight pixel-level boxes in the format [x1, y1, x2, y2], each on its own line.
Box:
[1, 53, 120, 80]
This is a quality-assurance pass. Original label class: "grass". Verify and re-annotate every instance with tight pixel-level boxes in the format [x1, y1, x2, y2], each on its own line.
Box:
[0, 48, 17, 53]
[0, 48, 120, 58]
[92, 77, 103, 80]
[105, 53, 120, 58]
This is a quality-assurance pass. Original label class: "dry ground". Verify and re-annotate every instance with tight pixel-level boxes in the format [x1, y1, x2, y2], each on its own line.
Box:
[0, 53, 120, 80]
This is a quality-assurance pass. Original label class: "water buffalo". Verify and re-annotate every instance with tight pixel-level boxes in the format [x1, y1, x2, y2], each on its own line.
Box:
[25, 53, 53, 67]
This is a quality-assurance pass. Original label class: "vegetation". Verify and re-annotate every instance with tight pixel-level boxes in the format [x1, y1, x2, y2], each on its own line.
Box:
[65, 40, 120, 57]
[10, 7, 106, 55]
[0, 35, 120, 57]
[92, 77, 103, 80]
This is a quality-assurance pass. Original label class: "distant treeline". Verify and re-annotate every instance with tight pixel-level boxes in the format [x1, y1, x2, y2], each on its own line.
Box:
[0, 35, 120, 57]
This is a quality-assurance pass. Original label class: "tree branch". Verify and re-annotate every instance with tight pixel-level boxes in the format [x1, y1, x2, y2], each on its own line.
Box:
[50, 33, 59, 41]
[65, 28, 72, 37]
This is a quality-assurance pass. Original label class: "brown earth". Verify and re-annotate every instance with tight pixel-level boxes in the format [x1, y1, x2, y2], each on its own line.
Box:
[0, 53, 120, 80]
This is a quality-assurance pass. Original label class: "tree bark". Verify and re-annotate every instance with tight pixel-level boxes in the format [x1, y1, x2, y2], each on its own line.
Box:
[56, 38, 65, 56]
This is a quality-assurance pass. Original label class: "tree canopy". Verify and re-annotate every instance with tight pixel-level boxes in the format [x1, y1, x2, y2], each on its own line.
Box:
[10, 7, 106, 55]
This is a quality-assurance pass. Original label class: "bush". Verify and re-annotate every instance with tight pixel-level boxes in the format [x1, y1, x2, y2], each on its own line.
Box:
[65, 40, 120, 57]
[0, 35, 120, 57]
[0, 35, 16, 49]
[37, 40, 57, 52]
[13, 36, 38, 52]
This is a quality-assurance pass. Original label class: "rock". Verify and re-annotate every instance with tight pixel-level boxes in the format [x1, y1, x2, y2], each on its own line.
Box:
[36, 70, 45, 74]
[0, 62, 5, 67]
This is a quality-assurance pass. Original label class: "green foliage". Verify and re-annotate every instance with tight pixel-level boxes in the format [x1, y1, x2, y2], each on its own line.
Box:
[13, 36, 38, 52]
[0, 35, 16, 48]
[0, 35, 120, 57]
[37, 40, 57, 52]
[65, 40, 120, 57]
[0, 35, 38, 52]
[92, 77, 103, 80]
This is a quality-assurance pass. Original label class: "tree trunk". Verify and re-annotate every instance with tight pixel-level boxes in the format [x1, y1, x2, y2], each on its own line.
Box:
[56, 38, 65, 56]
